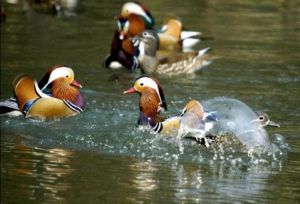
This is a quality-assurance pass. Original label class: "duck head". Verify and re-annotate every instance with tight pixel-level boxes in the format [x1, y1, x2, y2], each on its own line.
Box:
[132, 30, 159, 57]
[121, 2, 155, 28]
[123, 76, 167, 126]
[40, 66, 85, 107]
[253, 112, 280, 128]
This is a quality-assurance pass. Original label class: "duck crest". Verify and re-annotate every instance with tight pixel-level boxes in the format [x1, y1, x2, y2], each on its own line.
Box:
[38, 64, 64, 91]
[121, 1, 155, 28]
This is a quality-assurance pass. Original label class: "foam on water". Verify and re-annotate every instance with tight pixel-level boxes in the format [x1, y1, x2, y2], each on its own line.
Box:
[1, 94, 289, 166]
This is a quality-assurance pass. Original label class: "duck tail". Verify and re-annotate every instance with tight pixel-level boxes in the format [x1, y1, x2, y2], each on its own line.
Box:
[13, 74, 40, 111]
[181, 31, 201, 50]
[180, 31, 201, 40]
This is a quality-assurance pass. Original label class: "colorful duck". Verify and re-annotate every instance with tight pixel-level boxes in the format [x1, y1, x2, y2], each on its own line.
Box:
[105, 2, 201, 70]
[120, 1, 200, 50]
[123, 76, 215, 137]
[132, 30, 212, 75]
[0, 65, 85, 118]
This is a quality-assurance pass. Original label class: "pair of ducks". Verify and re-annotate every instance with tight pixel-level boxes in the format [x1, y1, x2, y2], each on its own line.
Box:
[123, 76, 280, 147]
[105, 1, 212, 75]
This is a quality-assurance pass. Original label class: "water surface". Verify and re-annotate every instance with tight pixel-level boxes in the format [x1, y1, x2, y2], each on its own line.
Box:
[1, 0, 300, 203]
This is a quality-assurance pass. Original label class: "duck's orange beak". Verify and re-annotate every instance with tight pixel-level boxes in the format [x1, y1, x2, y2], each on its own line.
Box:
[123, 87, 136, 94]
[71, 80, 82, 88]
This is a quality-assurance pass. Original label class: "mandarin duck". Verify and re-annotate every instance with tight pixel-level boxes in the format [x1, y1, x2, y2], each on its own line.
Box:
[132, 30, 212, 75]
[123, 77, 216, 138]
[117, 14, 200, 52]
[0, 64, 64, 116]
[252, 112, 280, 128]
[0, 65, 85, 118]
[181, 97, 280, 150]
[105, 2, 201, 70]
[121, 2, 200, 50]
[104, 1, 153, 70]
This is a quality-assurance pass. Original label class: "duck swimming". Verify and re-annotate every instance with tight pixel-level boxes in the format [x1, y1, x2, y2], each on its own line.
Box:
[179, 97, 280, 150]
[131, 30, 212, 75]
[123, 76, 215, 137]
[0, 65, 85, 119]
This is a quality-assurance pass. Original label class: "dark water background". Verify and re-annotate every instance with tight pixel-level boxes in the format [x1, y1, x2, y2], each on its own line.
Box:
[1, 0, 299, 203]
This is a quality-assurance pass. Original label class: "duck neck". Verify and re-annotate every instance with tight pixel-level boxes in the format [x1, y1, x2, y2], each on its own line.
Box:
[52, 80, 85, 109]
[138, 55, 158, 74]
[138, 90, 161, 126]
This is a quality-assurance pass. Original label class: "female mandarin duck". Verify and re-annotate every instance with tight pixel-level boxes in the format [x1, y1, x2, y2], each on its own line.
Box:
[180, 97, 280, 150]
[0, 65, 85, 118]
[123, 77, 216, 137]
[132, 30, 212, 75]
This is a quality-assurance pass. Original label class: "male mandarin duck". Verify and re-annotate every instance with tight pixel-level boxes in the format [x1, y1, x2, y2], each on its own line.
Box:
[104, 1, 153, 70]
[105, 2, 201, 70]
[0, 65, 85, 118]
[104, 29, 139, 70]
[117, 14, 200, 52]
[132, 30, 212, 75]
[121, 2, 200, 50]
[123, 77, 216, 138]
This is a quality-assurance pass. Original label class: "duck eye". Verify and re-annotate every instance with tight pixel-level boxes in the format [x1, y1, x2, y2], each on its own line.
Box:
[140, 83, 144, 86]
[66, 75, 69, 78]
[259, 116, 264, 120]
[142, 32, 148, 37]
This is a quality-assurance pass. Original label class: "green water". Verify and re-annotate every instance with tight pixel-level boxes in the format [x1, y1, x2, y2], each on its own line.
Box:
[1, 0, 299, 203]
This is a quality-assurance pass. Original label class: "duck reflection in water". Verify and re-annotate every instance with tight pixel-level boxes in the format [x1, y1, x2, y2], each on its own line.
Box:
[4, 136, 75, 202]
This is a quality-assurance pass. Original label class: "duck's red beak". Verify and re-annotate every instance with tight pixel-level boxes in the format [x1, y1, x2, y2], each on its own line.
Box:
[123, 87, 136, 94]
[119, 31, 126, 40]
[71, 80, 82, 88]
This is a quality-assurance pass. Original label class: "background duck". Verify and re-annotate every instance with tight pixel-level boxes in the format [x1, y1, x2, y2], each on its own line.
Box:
[2, 66, 85, 119]
[105, 2, 201, 70]
[132, 30, 212, 75]
[121, 2, 200, 51]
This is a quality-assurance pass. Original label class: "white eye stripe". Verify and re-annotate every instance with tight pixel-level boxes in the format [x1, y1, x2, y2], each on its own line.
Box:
[137, 77, 162, 104]
[122, 3, 152, 24]
[41, 67, 73, 91]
